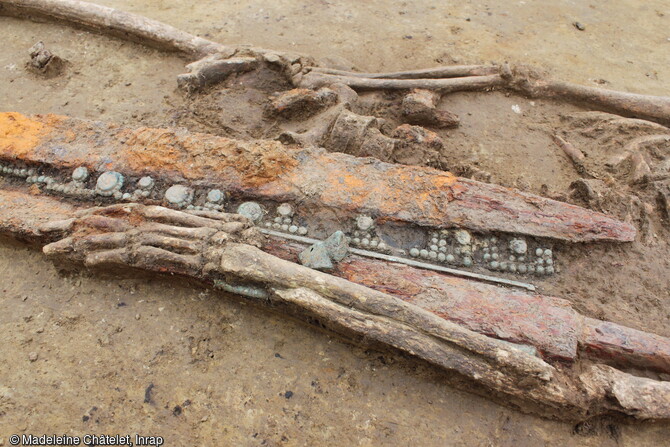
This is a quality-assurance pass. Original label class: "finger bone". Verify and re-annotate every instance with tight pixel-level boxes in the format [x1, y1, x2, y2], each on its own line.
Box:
[77, 233, 128, 250]
[84, 248, 130, 267]
[39, 218, 76, 234]
[138, 222, 217, 240]
[141, 206, 222, 228]
[43, 236, 76, 257]
[137, 232, 200, 254]
[134, 246, 202, 276]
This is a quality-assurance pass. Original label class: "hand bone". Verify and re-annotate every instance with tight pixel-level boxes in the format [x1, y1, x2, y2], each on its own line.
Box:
[40, 203, 262, 277]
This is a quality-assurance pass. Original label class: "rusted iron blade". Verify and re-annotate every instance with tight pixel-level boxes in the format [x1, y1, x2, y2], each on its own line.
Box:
[0, 112, 635, 242]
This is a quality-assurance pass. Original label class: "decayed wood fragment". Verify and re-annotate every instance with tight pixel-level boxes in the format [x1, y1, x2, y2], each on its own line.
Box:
[0, 112, 636, 242]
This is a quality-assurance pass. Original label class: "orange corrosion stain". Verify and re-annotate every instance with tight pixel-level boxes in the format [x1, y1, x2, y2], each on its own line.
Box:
[319, 159, 461, 215]
[64, 130, 77, 143]
[344, 172, 373, 206]
[0, 112, 48, 158]
[118, 127, 298, 186]
[342, 173, 366, 189]
[323, 168, 373, 207]
[432, 173, 458, 189]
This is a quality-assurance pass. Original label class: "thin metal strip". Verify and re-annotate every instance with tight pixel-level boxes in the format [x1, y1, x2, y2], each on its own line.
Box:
[260, 228, 536, 292]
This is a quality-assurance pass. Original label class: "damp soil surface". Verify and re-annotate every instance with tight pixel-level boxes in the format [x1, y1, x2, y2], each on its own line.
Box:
[1, 0, 670, 445]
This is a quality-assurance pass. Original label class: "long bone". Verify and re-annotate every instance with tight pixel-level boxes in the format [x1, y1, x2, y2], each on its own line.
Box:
[0, 200, 657, 421]
[307, 65, 500, 79]
[298, 72, 507, 92]
[2, 0, 669, 125]
[0, 0, 226, 57]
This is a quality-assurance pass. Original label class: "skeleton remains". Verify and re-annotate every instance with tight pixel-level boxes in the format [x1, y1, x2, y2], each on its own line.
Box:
[2, 0, 670, 422]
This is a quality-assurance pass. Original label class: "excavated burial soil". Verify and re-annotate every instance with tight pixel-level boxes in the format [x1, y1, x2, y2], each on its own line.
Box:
[1, 1, 670, 445]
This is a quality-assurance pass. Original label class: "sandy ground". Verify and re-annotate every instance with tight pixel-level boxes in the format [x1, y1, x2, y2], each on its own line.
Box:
[1, 0, 670, 445]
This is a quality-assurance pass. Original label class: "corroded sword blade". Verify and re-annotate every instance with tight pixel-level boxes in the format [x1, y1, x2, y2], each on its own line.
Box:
[0, 112, 635, 243]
